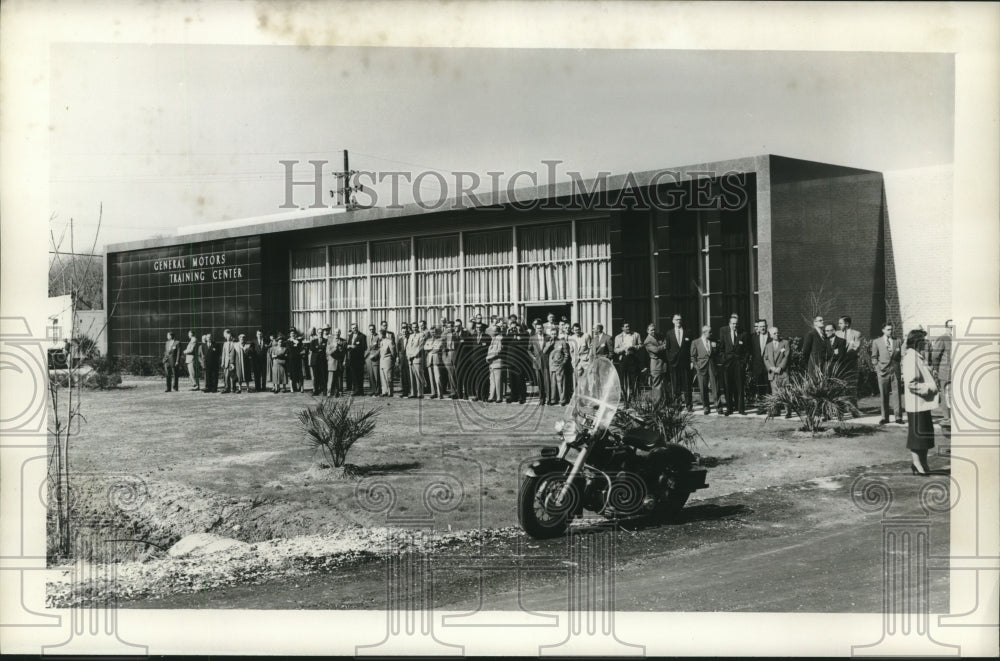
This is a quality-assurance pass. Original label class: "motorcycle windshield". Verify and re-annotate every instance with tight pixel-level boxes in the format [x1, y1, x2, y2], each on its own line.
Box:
[567, 356, 621, 437]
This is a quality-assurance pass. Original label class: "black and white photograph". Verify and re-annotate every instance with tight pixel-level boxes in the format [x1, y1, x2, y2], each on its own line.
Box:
[1, 1, 997, 657]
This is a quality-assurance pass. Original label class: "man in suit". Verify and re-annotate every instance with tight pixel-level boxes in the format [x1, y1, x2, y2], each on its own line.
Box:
[568, 323, 590, 391]
[749, 319, 772, 414]
[644, 322, 668, 400]
[220, 329, 237, 394]
[310, 327, 328, 395]
[823, 323, 847, 375]
[871, 321, 903, 424]
[486, 323, 506, 403]
[325, 329, 346, 396]
[528, 319, 553, 405]
[396, 324, 411, 398]
[763, 326, 792, 418]
[252, 329, 268, 393]
[800, 315, 829, 375]
[589, 324, 613, 362]
[690, 325, 718, 414]
[504, 317, 527, 404]
[364, 324, 381, 396]
[378, 329, 397, 397]
[406, 323, 428, 399]
[664, 314, 693, 410]
[163, 331, 181, 392]
[182, 330, 201, 391]
[719, 313, 748, 415]
[614, 322, 643, 401]
[200, 333, 219, 393]
[836, 315, 862, 404]
[931, 319, 953, 423]
[548, 328, 570, 405]
[345, 323, 367, 396]
[441, 321, 457, 398]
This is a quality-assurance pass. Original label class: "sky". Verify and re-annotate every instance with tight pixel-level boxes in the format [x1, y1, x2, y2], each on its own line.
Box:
[49, 44, 954, 250]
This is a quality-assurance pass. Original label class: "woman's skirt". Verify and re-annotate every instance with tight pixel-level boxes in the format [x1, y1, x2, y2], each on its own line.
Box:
[906, 410, 935, 450]
[272, 361, 287, 386]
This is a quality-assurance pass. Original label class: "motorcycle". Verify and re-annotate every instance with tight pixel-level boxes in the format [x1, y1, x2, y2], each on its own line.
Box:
[518, 356, 709, 539]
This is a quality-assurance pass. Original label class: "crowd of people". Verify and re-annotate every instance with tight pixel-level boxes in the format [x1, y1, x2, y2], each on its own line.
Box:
[159, 311, 953, 436]
[159, 309, 952, 475]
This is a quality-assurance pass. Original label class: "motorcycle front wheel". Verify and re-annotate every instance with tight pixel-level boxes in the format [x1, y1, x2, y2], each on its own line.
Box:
[518, 473, 579, 539]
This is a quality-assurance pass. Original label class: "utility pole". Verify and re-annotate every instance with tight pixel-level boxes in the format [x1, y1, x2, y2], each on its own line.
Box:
[330, 149, 370, 210]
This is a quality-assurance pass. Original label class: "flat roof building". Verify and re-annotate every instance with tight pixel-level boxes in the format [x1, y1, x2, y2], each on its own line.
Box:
[104, 154, 890, 357]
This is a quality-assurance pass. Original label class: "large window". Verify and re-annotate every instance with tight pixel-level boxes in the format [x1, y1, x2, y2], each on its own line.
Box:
[416, 234, 459, 324]
[576, 220, 611, 332]
[370, 239, 411, 333]
[288, 218, 613, 336]
[291, 247, 327, 335]
[518, 224, 571, 303]
[463, 229, 513, 321]
[329, 243, 367, 333]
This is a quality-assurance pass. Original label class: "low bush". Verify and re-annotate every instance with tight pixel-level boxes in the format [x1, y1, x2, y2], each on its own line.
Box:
[617, 388, 703, 449]
[296, 396, 383, 469]
[761, 366, 861, 434]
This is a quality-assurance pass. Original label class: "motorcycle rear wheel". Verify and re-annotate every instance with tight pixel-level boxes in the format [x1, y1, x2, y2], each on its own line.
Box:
[518, 474, 578, 539]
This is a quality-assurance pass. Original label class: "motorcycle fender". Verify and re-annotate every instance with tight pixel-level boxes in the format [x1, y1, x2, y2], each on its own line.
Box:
[523, 457, 574, 478]
[675, 468, 709, 491]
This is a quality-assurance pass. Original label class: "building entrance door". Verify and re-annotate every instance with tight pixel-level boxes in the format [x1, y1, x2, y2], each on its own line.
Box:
[524, 303, 572, 328]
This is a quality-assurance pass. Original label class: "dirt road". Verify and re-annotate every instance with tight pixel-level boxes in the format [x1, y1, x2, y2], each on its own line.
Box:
[126, 460, 950, 612]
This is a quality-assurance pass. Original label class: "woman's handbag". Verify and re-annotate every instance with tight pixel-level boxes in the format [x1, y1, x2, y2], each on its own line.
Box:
[907, 352, 939, 402]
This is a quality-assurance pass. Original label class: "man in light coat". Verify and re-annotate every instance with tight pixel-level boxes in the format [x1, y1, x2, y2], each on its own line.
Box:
[614, 322, 643, 401]
[569, 323, 590, 391]
[326, 329, 346, 397]
[750, 319, 772, 414]
[406, 324, 428, 399]
[183, 329, 201, 391]
[836, 315, 862, 404]
[871, 321, 903, 424]
[220, 329, 238, 394]
[644, 323, 668, 399]
[763, 326, 792, 418]
[690, 325, 718, 414]
[378, 329, 397, 397]
[486, 324, 506, 403]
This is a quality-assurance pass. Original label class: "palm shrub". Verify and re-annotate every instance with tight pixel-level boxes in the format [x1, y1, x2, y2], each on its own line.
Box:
[761, 365, 861, 434]
[617, 388, 703, 449]
[296, 396, 382, 469]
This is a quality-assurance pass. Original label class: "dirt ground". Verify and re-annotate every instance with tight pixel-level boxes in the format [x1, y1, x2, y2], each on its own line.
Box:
[57, 380, 917, 546]
[48, 378, 948, 606]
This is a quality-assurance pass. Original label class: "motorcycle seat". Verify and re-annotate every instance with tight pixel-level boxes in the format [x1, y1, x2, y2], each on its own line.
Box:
[622, 427, 661, 450]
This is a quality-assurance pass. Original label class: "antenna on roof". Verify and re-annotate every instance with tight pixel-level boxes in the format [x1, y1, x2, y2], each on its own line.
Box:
[330, 149, 371, 210]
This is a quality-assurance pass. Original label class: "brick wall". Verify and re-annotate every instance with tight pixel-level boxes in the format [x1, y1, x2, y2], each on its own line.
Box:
[768, 156, 886, 338]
